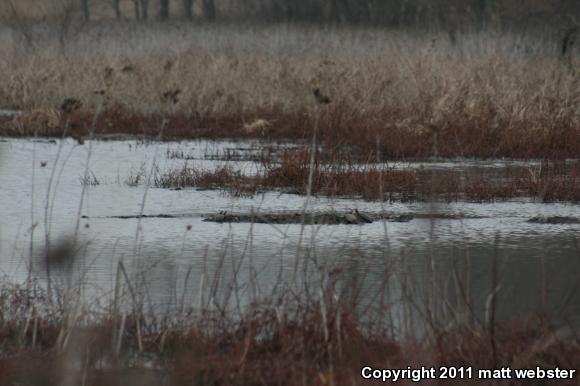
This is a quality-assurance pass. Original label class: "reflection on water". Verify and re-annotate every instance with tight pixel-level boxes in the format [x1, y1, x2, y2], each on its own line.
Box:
[0, 138, 578, 333]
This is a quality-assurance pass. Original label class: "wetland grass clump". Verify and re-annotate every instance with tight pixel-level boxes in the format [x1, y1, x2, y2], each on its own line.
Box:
[459, 161, 580, 203]
[153, 164, 248, 191]
[153, 150, 418, 200]
[79, 171, 101, 186]
[261, 151, 417, 199]
[154, 153, 579, 202]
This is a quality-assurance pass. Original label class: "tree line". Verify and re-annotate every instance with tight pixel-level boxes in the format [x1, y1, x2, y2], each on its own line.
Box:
[107, 0, 215, 21]
[2, 0, 579, 27]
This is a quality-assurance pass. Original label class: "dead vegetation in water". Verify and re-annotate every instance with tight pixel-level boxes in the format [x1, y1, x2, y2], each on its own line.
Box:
[460, 161, 580, 202]
[154, 164, 251, 194]
[153, 150, 418, 200]
[0, 25, 579, 159]
[154, 153, 580, 202]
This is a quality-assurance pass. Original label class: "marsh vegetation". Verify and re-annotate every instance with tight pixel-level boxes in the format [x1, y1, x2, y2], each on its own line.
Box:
[0, 22, 579, 159]
[0, 3, 579, 385]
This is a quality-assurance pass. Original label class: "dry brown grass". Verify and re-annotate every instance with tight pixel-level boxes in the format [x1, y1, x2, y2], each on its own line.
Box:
[0, 23, 579, 158]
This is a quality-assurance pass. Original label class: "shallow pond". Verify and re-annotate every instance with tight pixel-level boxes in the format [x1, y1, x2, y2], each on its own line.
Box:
[0, 138, 579, 333]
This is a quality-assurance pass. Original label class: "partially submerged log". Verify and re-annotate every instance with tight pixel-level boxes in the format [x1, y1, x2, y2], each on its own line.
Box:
[528, 216, 580, 224]
[203, 210, 414, 224]
[82, 211, 483, 224]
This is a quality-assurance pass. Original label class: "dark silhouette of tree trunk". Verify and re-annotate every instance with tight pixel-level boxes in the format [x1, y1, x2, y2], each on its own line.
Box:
[307, 1, 323, 21]
[143, 0, 150, 19]
[327, 0, 350, 23]
[327, 0, 339, 22]
[562, 27, 578, 58]
[269, 0, 283, 21]
[133, 0, 140, 19]
[183, 0, 194, 20]
[159, 0, 169, 19]
[284, 0, 296, 20]
[80, 0, 90, 21]
[112, 0, 122, 19]
[476, 0, 489, 27]
[357, 1, 371, 22]
[202, 0, 216, 21]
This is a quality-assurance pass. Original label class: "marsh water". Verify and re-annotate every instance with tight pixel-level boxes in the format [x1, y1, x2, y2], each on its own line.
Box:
[0, 138, 579, 331]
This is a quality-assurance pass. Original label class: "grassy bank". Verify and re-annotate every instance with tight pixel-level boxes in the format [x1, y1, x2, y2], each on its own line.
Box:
[0, 23, 579, 159]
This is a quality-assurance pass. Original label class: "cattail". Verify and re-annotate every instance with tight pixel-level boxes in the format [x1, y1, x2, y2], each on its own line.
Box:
[104, 66, 114, 87]
[561, 27, 578, 57]
[72, 132, 85, 145]
[120, 64, 135, 73]
[428, 123, 440, 134]
[313, 88, 331, 105]
[161, 89, 182, 105]
[60, 98, 82, 115]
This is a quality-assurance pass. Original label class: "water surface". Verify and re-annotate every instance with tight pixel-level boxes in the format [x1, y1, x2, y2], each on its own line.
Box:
[0, 138, 578, 333]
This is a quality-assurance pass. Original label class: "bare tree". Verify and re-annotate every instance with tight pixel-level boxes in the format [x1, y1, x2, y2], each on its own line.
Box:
[140, 0, 150, 19]
[2, 0, 35, 48]
[56, 0, 84, 47]
[132, 0, 140, 19]
[1, 0, 86, 49]
[112, 0, 122, 19]
[329, 0, 351, 23]
[202, 0, 216, 21]
[159, 0, 169, 19]
[80, 0, 90, 21]
[133, 0, 149, 20]
[561, 26, 578, 58]
[183, 0, 194, 20]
